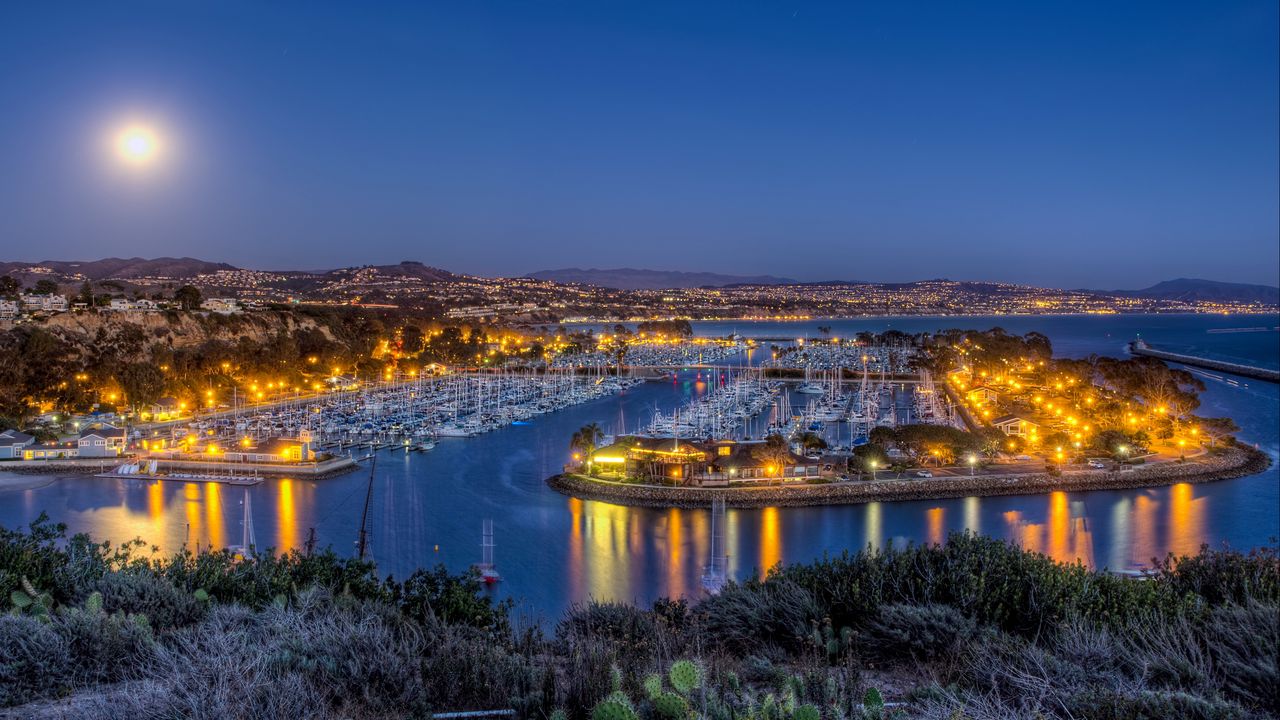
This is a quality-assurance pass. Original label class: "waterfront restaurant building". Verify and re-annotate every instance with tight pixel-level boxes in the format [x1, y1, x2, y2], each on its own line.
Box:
[586, 436, 822, 487]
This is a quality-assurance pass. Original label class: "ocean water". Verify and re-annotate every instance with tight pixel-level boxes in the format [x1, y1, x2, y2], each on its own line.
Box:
[1, 314, 1276, 620]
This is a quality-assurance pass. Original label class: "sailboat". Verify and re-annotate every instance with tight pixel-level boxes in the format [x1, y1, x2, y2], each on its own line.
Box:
[795, 364, 825, 394]
[227, 489, 256, 559]
[701, 497, 729, 594]
[474, 519, 501, 584]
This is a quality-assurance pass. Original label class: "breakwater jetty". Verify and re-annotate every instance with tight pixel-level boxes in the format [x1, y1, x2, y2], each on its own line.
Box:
[547, 445, 1270, 509]
[1129, 340, 1279, 383]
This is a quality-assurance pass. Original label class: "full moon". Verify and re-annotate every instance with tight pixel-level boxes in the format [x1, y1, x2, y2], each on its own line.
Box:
[115, 125, 160, 165]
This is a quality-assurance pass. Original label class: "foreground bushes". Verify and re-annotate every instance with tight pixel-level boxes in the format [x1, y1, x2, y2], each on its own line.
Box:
[1, 517, 1276, 719]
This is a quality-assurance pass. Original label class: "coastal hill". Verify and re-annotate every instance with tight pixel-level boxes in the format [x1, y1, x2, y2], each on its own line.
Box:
[0, 257, 236, 280]
[526, 267, 798, 290]
[1110, 278, 1279, 305]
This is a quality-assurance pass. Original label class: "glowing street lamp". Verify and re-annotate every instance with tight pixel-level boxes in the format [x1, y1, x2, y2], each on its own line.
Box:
[868, 459, 878, 481]
[967, 454, 977, 476]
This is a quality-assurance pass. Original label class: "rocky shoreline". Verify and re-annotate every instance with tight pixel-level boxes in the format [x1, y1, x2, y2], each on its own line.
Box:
[546, 444, 1272, 509]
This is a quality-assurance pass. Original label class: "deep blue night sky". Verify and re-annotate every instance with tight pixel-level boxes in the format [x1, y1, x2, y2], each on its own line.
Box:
[0, 1, 1276, 288]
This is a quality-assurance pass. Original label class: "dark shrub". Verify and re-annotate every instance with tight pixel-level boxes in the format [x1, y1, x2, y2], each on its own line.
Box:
[0, 614, 70, 706]
[696, 578, 821, 655]
[1066, 688, 1249, 720]
[863, 603, 976, 662]
[1204, 601, 1279, 713]
[1116, 612, 1214, 695]
[558, 600, 656, 656]
[97, 570, 205, 632]
[53, 604, 156, 685]
[738, 655, 787, 688]
[418, 617, 549, 715]
[397, 564, 512, 633]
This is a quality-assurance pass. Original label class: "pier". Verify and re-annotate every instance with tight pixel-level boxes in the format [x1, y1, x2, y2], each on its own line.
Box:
[1129, 340, 1279, 383]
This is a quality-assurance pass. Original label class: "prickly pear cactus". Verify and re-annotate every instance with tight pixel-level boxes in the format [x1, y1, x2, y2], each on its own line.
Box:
[643, 673, 664, 700]
[760, 693, 783, 720]
[651, 691, 690, 720]
[863, 687, 884, 710]
[792, 705, 821, 720]
[85, 591, 103, 614]
[610, 664, 624, 692]
[591, 691, 638, 720]
[10, 576, 52, 620]
[726, 670, 741, 694]
[783, 675, 803, 712]
[667, 659, 702, 694]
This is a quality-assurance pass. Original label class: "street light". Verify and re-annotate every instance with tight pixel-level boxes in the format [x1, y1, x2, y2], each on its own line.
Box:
[869, 459, 878, 481]
[967, 454, 977, 476]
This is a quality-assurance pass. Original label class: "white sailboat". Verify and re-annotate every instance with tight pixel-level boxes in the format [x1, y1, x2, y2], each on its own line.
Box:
[701, 497, 729, 594]
[474, 519, 501, 584]
[227, 489, 256, 558]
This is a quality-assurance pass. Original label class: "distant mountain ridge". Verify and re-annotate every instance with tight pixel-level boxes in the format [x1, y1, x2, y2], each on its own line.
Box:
[0, 257, 1274, 306]
[1111, 278, 1279, 305]
[0, 257, 236, 280]
[526, 267, 798, 290]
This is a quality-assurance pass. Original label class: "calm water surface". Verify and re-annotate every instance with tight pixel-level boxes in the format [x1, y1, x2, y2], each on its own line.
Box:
[2, 315, 1276, 620]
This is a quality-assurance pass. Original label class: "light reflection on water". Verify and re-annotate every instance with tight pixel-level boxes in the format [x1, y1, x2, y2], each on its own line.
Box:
[1, 315, 1275, 619]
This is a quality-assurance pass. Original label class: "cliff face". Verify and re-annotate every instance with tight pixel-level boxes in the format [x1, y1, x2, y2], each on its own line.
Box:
[37, 310, 337, 355]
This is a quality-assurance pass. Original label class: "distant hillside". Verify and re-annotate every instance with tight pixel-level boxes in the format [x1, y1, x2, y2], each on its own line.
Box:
[527, 267, 798, 290]
[351, 261, 458, 283]
[1112, 278, 1279, 305]
[0, 257, 463, 283]
[0, 257, 236, 280]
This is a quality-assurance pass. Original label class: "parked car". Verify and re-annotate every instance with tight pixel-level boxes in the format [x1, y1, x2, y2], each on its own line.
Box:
[1088, 460, 1107, 469]
[915, 470, 933, 478]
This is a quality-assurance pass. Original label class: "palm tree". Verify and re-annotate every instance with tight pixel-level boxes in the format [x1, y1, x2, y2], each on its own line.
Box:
[570, 422, 605, 460]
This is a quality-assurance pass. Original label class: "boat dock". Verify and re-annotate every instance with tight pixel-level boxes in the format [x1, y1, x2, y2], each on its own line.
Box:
[1129, 340, 1279, 383]
[95, 455, 358, 484]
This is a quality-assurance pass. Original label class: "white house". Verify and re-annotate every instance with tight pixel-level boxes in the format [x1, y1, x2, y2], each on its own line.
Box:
[77, 425, 127, 458]
[19, 294, 69, 313]
[201, 298, 241, 314]
[0, 429, 35, 459]
[0, 300, 19, 322]
[107, 298, 161, 313]
[966, 385, 999, 404]
[992, 415, 1039, 438]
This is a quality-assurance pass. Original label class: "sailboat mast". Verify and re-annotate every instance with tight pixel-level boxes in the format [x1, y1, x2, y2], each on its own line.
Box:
[356, 455, 377, 561]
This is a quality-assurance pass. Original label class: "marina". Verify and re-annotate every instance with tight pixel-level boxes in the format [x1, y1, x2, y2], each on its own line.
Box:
[136, 369, 646, 459]
[1, 315, 1276, 618]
